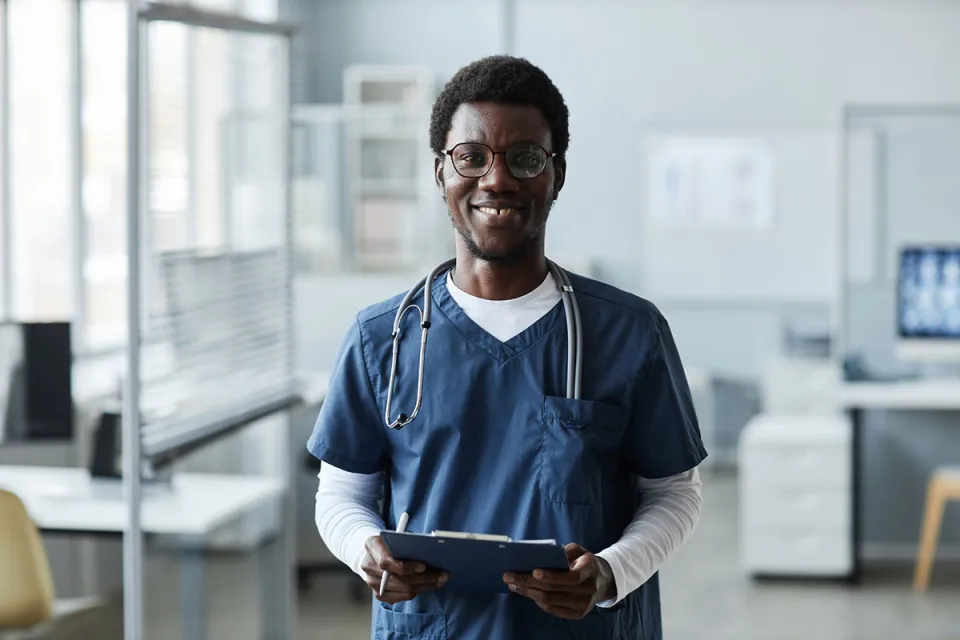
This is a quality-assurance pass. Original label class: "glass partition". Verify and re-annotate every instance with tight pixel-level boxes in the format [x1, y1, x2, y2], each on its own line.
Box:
[840, 106, 960, 378]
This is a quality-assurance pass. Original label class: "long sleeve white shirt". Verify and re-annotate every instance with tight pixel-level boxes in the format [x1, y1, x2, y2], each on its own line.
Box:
[315, 464, 701, 606]
[313, 271, 703, 606]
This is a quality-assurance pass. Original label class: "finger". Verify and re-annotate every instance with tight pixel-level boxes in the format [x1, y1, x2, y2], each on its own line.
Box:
[366, 536, 429, 575]
[564, 543, 588, 564]
[376, 555, 428, 576]
[387, 572, 448, 591]
[504, 574, 593, 599]
[527, 567, 583, 586]
[508, 580, 591, 613]
[525, 556, 596, 586]
[368, 573, 447, 602]
[503, 572, 574, 593]
[569, 553, 598, 576]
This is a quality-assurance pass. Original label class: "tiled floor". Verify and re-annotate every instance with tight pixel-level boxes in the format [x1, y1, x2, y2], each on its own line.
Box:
[55, 471, 960, 639]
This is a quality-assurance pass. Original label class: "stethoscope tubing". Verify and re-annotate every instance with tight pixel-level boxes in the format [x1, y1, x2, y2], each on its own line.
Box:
[385, 258, 582, 429]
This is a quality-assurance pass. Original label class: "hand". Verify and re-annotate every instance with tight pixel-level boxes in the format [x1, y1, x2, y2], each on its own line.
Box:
[360, 535, 447, 604]
[502, 543, 616, 620]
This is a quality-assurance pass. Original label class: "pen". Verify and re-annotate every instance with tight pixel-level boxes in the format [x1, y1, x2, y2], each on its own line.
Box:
[379, 511, 409, 597]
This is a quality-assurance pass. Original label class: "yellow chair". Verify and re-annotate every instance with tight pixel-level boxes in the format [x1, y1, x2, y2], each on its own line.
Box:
[914, 466, 960, 592]
[0, 489, 103, 639]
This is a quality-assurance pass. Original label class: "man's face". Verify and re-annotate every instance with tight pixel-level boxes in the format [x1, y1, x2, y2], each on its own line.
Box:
[435, 102, 565, 263]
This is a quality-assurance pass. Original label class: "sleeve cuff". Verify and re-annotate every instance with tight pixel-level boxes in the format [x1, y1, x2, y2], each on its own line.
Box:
[595, 548, 628, 609]
[348, 523, 384, 577]
[307, 440, 384, 475]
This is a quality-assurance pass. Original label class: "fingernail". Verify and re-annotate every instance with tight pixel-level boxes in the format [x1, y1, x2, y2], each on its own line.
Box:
[438, 574, 447, 586]
[533, 570, 544, 579]
[502, 573, 514, 583]
[509, 583, 518, 592]
[415, 564, 425, 573]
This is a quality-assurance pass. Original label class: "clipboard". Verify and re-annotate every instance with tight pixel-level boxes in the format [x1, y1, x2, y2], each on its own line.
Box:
[380, 531, 570, 593]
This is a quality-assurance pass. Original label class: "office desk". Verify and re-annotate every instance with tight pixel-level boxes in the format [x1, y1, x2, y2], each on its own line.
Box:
[839, 379, 960, 583]
[0, 465, 286, 640]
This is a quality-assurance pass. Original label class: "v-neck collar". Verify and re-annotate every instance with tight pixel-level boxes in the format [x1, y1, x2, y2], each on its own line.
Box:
[430, 267, 565, 364]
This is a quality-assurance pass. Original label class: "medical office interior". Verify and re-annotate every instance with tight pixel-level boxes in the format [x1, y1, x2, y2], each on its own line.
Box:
[0, 0, 959, 638]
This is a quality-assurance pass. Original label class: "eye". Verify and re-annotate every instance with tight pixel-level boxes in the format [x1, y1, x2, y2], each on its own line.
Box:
[513, 152, 542, 168]
[457, 153, 487, 167]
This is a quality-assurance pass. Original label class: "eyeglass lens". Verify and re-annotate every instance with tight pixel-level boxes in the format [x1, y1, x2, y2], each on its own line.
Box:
[449, 143, 549, 179]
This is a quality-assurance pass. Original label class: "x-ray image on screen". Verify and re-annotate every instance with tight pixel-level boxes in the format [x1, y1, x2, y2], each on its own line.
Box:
[898, 247, 960, 338]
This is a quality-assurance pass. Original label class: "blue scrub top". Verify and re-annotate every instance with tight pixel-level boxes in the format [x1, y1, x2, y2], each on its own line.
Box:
[307, 269, 707, 640]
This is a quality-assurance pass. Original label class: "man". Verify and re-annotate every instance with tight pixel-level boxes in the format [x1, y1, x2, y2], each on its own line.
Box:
[309, 55, 706, 639]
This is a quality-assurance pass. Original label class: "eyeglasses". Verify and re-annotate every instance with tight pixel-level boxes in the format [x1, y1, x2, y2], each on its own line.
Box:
[442, 142, 557, 179]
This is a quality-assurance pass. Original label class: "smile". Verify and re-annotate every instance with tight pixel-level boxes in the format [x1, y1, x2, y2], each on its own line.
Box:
[475, 206, 521, 216]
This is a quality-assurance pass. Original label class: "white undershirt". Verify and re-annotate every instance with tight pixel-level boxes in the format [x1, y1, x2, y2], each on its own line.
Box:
[314, 272, 703, 607]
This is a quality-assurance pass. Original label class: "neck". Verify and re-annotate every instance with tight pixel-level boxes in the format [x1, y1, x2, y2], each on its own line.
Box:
[452, 245, 548, 301]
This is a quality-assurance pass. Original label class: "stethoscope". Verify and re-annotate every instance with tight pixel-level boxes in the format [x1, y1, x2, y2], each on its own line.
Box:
[384, 258, 583, 429]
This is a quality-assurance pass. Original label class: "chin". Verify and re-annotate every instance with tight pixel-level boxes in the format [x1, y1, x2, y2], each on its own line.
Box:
[464, 236, 536, 264]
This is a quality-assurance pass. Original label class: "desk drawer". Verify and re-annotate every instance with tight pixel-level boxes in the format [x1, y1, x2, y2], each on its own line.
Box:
[742, 445, 850, 490]
[742, 485, 850, 531]
[742, 524, 852, 575]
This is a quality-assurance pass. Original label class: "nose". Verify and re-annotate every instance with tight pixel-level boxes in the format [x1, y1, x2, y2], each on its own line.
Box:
[477, 153, 520, 192]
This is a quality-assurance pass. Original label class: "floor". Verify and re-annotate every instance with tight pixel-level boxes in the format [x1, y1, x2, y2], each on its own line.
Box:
[46, 472, 960, 639]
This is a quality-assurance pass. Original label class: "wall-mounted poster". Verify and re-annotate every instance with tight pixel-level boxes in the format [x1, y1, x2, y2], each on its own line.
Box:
[648, 137, 775, 228]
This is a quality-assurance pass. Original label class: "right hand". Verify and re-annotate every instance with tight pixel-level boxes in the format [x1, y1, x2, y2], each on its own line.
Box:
[361, 535, 448, 604]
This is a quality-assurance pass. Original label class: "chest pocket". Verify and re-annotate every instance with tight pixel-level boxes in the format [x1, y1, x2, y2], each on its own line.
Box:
[538, 395, 627, 506]
[374, 604, 447, 639]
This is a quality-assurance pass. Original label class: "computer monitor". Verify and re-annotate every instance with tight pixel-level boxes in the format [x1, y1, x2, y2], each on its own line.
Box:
[896, 246, 960, 362]
[0, 321, 73, 442]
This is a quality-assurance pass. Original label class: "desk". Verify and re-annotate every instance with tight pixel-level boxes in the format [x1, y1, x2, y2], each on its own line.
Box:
[0, 465, 287, 640]
[839, 379, 960, 583]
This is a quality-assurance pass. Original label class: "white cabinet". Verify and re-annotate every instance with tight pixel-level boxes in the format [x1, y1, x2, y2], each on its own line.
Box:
[342, 65, 441, 271]
[738, 413, 852, 577]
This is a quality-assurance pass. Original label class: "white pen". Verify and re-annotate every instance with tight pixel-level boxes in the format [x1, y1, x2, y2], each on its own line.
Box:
[379, 511, 410, 597]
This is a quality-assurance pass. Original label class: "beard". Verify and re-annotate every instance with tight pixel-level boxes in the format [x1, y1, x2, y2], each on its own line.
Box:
[448, 200, 552, 265]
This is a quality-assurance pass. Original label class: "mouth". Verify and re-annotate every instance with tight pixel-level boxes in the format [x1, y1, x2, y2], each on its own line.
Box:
[473, 203, 524, 219]
[473, 205, 523, 217]
[471, 205, 525, 228]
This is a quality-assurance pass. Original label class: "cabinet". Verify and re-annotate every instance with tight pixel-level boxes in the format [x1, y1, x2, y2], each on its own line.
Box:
[342, 65, 442, 271]
[738, 413, 852, 577]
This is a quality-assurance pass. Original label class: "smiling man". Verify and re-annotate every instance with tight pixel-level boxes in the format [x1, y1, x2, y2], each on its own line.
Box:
[308, 55, 706, 639]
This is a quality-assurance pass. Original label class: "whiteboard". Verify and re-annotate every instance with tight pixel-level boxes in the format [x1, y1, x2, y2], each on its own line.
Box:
[648, 137, 775, 229]
[639, 128, 839, 303]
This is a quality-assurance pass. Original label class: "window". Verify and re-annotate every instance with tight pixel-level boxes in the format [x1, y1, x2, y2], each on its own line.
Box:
[7, 0, 73, 319]
[0, 0, 8, 320]
[148, 20, 191, 253]
[82, 0, 127, 350]
[0, 0, 283, 346]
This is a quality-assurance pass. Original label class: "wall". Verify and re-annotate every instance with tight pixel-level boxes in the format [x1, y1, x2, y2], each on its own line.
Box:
[286, 0, 960, 553]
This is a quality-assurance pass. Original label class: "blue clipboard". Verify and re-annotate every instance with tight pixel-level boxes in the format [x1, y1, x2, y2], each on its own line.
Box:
[380, 531, 570, 593]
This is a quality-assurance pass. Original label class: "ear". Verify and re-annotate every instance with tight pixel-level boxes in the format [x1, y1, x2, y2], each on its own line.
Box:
[552, 156, 566, 201]
[434, 155, 447, 200]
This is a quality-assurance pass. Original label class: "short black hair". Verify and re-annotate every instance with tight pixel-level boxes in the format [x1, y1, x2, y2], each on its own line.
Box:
[429, 55, 570, 158]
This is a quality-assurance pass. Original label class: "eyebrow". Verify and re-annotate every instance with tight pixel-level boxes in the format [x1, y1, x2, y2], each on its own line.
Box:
[450, 139, 544, 149]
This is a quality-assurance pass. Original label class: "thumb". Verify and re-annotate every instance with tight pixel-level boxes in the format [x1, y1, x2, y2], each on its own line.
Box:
[564, 542, 588, 564]
[570, 551, 596, 573]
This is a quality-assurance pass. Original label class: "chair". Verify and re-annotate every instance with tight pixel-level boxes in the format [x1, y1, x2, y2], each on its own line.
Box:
[0, 489, 102, 639]
[914, 466, 960, 592]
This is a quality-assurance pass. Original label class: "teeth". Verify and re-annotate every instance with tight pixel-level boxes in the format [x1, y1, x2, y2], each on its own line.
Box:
[477, 207, 516, 216]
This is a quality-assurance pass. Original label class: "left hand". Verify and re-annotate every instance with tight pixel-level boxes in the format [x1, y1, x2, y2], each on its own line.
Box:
[502, 543, 616, 620]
